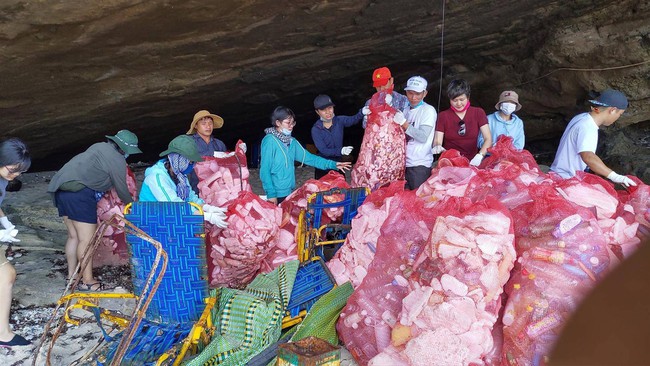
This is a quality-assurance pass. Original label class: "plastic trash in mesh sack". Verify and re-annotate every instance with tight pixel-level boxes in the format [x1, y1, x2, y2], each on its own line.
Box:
[206, 190, 282, 289]
[195, 139, 251, 208]
[502, 183, 611, 365]
[351, 90, 405, 190]
[95, 167, 137, 264]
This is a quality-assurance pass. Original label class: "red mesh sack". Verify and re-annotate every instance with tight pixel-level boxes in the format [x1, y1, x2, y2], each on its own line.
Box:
[327, 180, 406, 287]
[502, 183, 611, 365]
[481, 135, 540, 171]
[195, 140, 251, 208]
[206, 190, 281, 289]
[436, 149, 469, 168]
[351, 91, 405, 190]
[260, 171, 350, 272]
[95, 167, 137, 266]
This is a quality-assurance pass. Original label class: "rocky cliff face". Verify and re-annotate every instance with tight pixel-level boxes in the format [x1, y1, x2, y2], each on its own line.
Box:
[0, 0, 648, 179]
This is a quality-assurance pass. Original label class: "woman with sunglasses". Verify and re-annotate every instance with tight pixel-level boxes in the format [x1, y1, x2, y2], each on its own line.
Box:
[260, 106, 351, 204]
[0, 138, 31, 347]
[432, 79, 492, 166]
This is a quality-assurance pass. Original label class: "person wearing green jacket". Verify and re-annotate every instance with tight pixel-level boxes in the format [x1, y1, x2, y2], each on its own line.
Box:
[260, 106, 351, 204]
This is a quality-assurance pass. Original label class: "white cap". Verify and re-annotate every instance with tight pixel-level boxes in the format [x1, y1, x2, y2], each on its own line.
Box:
[404, 76, 428, 92]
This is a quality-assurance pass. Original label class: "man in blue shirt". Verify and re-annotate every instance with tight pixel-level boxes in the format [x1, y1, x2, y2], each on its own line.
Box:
[311, 94, 364, 179]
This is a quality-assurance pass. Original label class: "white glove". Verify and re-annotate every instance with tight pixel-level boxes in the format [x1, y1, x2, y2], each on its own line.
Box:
[0, 229, 19, 243]
[385, 94, 393, 106]
[362, 106, 371, 116]
[607, 171, 637, 188]
[393, 111, 406, 125]
[431, 145, 446, 154]
[214, 151, 235, 158]
[341, 146, 353, 155]
[0, 216, 14, 231]
[238, 142, 247, 153]
[469, 153, 484, 167]
[202, 204, 228, 228]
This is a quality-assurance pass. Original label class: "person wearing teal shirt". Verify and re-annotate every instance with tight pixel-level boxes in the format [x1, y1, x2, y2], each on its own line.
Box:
[260, 106, 351, 204]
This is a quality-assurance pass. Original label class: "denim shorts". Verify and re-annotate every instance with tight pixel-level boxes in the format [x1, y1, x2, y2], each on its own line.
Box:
[55, 187, 98, 224]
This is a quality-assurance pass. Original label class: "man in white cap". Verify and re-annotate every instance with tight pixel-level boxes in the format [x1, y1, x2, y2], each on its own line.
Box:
[393, 76, 437, 190]
[550, 89, 637, 187]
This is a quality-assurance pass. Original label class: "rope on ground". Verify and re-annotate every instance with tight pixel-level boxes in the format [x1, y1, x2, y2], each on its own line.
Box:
[516, 59, 650, 87]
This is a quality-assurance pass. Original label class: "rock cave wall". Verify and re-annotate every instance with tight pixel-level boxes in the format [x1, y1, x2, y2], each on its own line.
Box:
[0, 0, 648, 180]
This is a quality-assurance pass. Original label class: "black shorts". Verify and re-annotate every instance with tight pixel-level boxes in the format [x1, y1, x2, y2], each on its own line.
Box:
[55, 187, 98, 224]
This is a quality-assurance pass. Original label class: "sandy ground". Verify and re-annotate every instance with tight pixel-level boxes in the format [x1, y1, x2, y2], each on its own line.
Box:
[1, 165, 358, 365]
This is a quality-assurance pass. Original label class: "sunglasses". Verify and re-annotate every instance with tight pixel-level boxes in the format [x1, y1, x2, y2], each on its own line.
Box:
[458, 120, 466, 136]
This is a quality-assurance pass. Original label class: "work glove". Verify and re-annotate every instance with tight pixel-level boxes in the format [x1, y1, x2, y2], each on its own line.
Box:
[385, 94, 393, 106]
[431, 145, 446, 154]
[362, 106, 371, 116]
[214, 151, 235, 158]
[469, 153, 484, 167]
[0, 229, 20, 243]
[393, 111, 406, 125]
[238, 142, 247, 153]
[202, 204, 228, 228]
[341, 146, 353, 155]
[0, 216, 15, 231]
[607, 171, 637, 188]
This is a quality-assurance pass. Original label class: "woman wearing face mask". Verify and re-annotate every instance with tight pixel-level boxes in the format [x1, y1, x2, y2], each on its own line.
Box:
[48, 130, 142, 291]
[139, 135, 229, 228]
[478, 90, 524, 150]
[260, 106, 352, 204]
[432, 79, 492, 166]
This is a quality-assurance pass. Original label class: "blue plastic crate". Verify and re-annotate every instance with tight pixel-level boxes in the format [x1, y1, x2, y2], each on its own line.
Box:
[286, 258, 335, 318]
[125, 202, 208, 325]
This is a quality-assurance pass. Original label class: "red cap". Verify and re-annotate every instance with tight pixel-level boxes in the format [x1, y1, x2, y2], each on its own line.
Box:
[372, 67, 392, 87]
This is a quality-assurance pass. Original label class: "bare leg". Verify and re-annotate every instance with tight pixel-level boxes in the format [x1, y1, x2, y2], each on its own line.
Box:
[0, 260, 17, 342]
[63, 217, 79, 280]
[71, 220, 98, 284]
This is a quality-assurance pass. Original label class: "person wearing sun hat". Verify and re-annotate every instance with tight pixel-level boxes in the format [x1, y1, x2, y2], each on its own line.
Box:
[478, 90, 526, 150]
[185, 109, 247, 192]
[47, 129, 142, 292]
[139, 135, 227, 227]
[550, 89, 637, 187]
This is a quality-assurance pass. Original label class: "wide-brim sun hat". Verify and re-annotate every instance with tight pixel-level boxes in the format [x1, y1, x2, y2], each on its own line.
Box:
[159, 135, 203, 162]
[186, 110, 224, 134]
[106, 130, 142, 155]
[495, 90, 522, 112]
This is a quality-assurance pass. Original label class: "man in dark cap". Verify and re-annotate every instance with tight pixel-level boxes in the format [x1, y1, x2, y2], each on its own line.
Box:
[550, 89, 637, 187]
[310, 94, 364, 179]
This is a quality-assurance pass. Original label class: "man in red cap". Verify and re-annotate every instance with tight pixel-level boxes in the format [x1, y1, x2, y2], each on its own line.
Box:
[363, 66, 409, 127]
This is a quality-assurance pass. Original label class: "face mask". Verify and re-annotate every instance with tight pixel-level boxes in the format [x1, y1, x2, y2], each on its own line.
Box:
[281, 128, 292, 136]
[182, 163, 195, 175]
[500, 102, 517, 115]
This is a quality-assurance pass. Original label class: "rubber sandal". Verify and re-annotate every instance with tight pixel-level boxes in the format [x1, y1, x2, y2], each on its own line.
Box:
[77, 281, 106, 292]
[0, 334, 31, 347]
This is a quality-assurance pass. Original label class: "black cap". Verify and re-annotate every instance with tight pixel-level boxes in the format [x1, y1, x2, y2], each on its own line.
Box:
[314, 94, 335, 110]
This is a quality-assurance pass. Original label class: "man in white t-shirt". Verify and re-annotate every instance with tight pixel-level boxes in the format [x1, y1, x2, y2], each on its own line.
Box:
[393, 76, 438, 190]
[550, 89, 636, 187]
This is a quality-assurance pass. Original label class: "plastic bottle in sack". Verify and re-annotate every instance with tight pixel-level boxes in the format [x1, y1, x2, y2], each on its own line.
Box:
[552, 214, 582, 238]
[502, 300, 517, 326]
[374, 322, 392, 350]
[343, 311, 363, 329]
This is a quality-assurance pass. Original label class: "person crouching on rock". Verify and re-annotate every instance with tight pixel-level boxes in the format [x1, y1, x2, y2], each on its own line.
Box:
[139, 135, 228, 228]
[0, 138, 31, 347]
[47, 130, 142, 292]
[260, 106, 351, 204]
